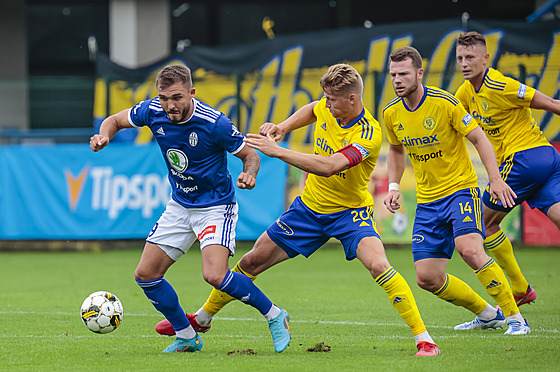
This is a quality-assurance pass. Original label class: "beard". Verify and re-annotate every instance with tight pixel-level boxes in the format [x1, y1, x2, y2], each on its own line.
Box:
[166, 105, 189, 123]
[395, 80, 419, 98]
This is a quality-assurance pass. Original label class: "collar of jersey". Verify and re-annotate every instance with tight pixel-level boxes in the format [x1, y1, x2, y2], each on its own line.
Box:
[402, 85, 427, 112]
[471, 68, 489, 94]
[337, 108, 365, 129]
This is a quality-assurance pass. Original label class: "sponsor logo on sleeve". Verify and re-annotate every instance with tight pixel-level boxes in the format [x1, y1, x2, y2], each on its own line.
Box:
[517, 83, 527, 99]
[351, 143, 370, 158]
[462, 113, 473, 126]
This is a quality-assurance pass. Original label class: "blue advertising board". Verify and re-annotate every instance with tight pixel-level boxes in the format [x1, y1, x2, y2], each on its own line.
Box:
[0, 143, 287, 240]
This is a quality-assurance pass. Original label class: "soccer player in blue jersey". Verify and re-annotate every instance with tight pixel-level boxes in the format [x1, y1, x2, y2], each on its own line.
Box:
[89, 64, 290, 353]
[455, 31, 560, 307]
[156, 63, 441, 357]
[383, 46, 530, 335]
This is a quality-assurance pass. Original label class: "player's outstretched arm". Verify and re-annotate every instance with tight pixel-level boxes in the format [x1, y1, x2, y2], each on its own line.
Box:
[262, 101, 318, 141]
[244, 133, 350, 177]
[466, 126, 517, 208]
[234, 145, 260, 190]
[90, 109, 133, 152]
[384, 143, 406, 213]
[530, 90, 560, 115]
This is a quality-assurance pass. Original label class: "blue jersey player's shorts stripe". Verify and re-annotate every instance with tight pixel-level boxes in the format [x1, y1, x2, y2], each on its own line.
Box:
[482, 146, 560, 214]
[412, 188, 485, 262]
[266, 196, 381, 261]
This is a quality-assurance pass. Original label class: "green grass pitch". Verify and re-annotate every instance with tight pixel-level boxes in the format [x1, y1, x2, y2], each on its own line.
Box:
[1, 242, 559, 371]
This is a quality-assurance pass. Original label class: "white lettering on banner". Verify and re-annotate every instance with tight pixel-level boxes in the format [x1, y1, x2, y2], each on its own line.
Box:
[90, 166, 169, 219]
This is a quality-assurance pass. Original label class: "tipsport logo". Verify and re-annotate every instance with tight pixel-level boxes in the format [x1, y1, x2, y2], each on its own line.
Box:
[64, 166, 170, 219]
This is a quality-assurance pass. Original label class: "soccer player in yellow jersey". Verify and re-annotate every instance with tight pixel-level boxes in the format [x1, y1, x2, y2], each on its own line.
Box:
[156, 63, 440, 356]
[455, 31, 560, 307]
[383, 46, 530, 335]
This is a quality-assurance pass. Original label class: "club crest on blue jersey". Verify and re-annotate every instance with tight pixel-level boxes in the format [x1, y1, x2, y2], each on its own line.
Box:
[189, 132, 198, 147]
[166, 149, 188, 172]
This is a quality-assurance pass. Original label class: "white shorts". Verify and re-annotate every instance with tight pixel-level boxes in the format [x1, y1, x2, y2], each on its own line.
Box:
[147, 199, 238, 261]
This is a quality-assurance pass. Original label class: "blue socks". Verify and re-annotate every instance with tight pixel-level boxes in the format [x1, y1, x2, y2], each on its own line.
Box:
[136, 277, 190, 332]
[217, 270, 273, 315]
[137, 270, 273, 330]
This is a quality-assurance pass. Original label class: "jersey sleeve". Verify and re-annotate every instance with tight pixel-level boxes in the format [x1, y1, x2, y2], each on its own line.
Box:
[454, 83, 470, 113]
[211, 114, 246, 154]
[383, 110, 400, 145]
[128, 99, 152, 128]
[337, 143, 371, 168]
[450, 100, 477, 137]
[502, 77, 536, 109]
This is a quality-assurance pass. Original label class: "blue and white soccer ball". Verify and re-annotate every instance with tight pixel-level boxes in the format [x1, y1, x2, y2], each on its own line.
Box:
[80, 291, 123, 334]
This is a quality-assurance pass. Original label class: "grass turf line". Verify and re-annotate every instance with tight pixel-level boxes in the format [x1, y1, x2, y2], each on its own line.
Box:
[0, 242, 559, 371]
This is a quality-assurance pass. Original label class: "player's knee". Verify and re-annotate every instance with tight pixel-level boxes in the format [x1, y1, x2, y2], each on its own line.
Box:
[365, 260, 390, 279]
[457, 245, 486, 268]
[239, 253, 263, 275]
[134, 263, 167, 282]
[203, 271, 227, 288]
[134, 267, 152, 281]
[416, 277, 440, 292]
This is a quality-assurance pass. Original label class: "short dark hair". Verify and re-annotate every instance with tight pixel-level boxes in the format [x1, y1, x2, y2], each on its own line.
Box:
[155, 65, 192, 90]
[320, 63, 363, 97]
[457, 31, 486, 48]
[389, 46, 423, 69]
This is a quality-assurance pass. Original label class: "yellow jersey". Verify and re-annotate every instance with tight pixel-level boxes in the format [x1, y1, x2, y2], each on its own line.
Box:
[383, 86, 479, 203]
[455, 68, 550, 164]
[301, 97, 381, 214]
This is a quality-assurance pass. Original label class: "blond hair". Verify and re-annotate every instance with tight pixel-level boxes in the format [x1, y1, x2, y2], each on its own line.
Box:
[320, 63, 363, 97]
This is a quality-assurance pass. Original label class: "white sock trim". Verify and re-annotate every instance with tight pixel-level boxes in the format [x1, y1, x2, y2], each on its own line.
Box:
[195, 308, 213, 326]
[477, 304, 497, 321]
[414, 331, 434, 344]
[264, 305, 281, 321]
[176, 324, 196, 339]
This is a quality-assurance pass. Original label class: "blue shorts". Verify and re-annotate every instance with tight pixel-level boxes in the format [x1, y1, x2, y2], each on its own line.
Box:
[483, 146, 560, 214]
[266, 196, 381, 261]
[412, 188, 485, 262]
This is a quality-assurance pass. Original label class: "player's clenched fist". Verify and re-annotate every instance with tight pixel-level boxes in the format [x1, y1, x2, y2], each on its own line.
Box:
[90, 134, 109, 152]
[237, 172, 256, 190]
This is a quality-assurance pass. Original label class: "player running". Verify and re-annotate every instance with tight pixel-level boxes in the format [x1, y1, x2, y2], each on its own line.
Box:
[455, 31, 560, 306]
[383, 46, 530, 335]
[157, 63, 440, 357]
[90, 64, 290, 353]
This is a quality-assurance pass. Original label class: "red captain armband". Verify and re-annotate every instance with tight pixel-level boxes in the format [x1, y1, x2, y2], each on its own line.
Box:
[337, 143, 370, 168]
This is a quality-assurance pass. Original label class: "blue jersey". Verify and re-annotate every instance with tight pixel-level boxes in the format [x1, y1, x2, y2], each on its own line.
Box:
[128, 97, 245, 208]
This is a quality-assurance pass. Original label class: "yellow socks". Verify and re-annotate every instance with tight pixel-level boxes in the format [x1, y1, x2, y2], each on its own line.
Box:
[375, 267, 427, 336]
[433, 273, 487, 315]
[202, 261, 258, 315]
[485, 230, 528, 296]
[475, 258, 518, 317]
